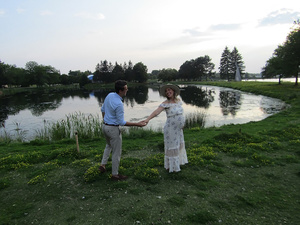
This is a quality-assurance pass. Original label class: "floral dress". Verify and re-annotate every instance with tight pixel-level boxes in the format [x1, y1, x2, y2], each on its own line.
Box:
[160, 101, 188, 172]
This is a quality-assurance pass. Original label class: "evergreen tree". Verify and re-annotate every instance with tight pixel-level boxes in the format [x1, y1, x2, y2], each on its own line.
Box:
[219, 47, 245, 81]
[219, 46, 231, 80]
[230, 47, 245, 80]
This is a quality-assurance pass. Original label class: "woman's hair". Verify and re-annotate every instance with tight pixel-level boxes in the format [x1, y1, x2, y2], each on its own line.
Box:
[115, 80, 127, 93]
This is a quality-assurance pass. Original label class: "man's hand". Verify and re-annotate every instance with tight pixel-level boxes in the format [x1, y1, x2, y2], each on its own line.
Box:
[137, 121, 148, 127]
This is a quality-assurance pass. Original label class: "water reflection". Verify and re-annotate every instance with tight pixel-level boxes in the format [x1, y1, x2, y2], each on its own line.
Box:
[181, 86, 215, 108]
[219, 90, 242, 116]
[0, 85, 286, 140]
[0, 90, 90, 123]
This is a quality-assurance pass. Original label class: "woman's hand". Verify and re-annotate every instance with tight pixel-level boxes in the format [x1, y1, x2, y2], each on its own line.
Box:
[137, 121, 148, 127]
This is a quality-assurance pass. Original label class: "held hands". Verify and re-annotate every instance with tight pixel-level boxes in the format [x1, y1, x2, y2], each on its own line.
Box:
[137, 120, 148, 127]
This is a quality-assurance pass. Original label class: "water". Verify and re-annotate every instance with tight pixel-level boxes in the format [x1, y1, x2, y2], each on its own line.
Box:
[0, 85, 286, 140]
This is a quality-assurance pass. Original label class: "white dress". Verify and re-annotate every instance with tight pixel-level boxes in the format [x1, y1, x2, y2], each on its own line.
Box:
[160, 101, 188, 172]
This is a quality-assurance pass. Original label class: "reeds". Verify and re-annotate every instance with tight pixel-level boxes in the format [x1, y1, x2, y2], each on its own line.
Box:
[184, 111, 206, 129]
[36, 112, 102, 141]
[0, 122, 27, 143]
[2, 111, 206, 142]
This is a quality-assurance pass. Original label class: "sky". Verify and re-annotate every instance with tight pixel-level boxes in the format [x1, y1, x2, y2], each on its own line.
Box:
[1, 0, 300, 75]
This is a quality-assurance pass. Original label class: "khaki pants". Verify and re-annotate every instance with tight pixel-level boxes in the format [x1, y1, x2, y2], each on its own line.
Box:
[101, 125, 122, 175]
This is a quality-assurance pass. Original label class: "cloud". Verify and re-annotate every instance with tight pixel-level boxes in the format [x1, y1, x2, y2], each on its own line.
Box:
[258, 8, 300, 26]
[40, 10, 54, 16]
[74, 12, 105, 20]
[183, 28, 211, 37]
[183, 23, 241, 38]
[0, 9, 5, 16]
[210, 24, 241, 31]
[16, 8, 26, 14]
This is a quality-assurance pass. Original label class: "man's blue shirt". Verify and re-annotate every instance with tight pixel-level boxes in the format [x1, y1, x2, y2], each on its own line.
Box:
[101, 92, 126, 126]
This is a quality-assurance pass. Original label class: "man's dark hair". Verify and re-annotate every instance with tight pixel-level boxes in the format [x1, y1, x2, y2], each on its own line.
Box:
[115, 80, 127, 93]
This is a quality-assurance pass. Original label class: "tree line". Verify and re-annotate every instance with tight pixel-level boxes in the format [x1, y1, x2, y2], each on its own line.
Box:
[1, 51, 244, 88]
[0, 60, 148, 88]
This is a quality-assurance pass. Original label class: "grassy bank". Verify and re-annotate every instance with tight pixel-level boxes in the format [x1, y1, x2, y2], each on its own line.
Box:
[0, 82, 299, 225]
[0, 84, 80, 97]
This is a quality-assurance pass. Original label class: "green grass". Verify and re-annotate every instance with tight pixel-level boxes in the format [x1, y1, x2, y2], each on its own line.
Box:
[0, 81, 300, 224]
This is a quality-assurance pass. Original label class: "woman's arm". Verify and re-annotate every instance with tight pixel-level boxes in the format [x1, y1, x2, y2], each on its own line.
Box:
[144, 106, 164, 123]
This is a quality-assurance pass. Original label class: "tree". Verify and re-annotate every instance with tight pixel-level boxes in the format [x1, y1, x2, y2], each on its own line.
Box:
[262, 56, 284, 84]
[219, 47, 245, 81]
[25, 61, 39, 86]
[124, 60, 134, 81]
[94, 60, 111, 83]
[219, 46, 231, 80]
[178, 55, 215, 81]
[193, 55, 215, 81]
[178, 60, 194, 80]
[0, 61, 10, 86]
[111, 62, 125, 81]
[59, 74, 71, 85]
[158, 68, 178, 82]
[230, 47, 245, 79]
[262, 21, 300, 85]
[133, 62, 148, 83]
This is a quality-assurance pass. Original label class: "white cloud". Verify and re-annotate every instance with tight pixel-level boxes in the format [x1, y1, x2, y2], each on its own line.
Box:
[0, 9, 5, 16]
[74, 12, 105, 20]
[40, 10, 54, 16]
[259, 8, 300, 26]
[210, 24, 242, 31]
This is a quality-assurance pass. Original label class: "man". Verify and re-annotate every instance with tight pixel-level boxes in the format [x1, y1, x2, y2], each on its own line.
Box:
[99, 80, 146, 181]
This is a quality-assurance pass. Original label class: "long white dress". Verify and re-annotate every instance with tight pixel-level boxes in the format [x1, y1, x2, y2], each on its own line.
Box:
[160, 101, 188, 172]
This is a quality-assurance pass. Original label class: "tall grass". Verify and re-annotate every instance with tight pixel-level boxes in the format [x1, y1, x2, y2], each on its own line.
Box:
[184, 111, 206, 129]
[0, 122, 28, 143]
[36, 112, 102, 141]
[2, 111, 207, 142]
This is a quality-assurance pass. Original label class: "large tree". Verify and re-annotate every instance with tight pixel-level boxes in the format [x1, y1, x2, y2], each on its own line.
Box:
[193, 55, 215, 81]
[133, 62, 148, 83]
[158, 68, 178, 82]
[178, 55, 215, 81]
[262, 21, 299, 85]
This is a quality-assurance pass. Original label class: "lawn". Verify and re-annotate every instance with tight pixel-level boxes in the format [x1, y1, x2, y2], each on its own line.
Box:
[0, 81, 299, 225]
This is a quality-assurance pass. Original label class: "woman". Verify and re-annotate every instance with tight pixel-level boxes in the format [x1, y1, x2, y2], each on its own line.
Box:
[144, 84, 188, 172]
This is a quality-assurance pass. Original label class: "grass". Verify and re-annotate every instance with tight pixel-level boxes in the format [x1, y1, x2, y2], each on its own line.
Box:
[0, 81, 300, 224]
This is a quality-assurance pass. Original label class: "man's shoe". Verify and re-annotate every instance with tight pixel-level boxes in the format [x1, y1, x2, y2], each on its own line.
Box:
[99, 166, 106, 173]
[111, 174, 128, 181]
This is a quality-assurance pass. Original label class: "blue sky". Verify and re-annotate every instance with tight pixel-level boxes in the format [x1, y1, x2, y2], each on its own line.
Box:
[0, 0, 299, 74]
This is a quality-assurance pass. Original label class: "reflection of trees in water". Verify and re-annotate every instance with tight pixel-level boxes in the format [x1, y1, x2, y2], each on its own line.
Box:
[93, 85, 148, 108]
[219, 91, 242, 116]
[180, 86, 215, 108]
[0, 90, 91, 124]
[125, 85, 148, 107]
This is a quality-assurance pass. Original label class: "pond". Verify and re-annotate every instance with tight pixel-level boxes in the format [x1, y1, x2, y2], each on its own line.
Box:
[0, 85, 286, 141]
